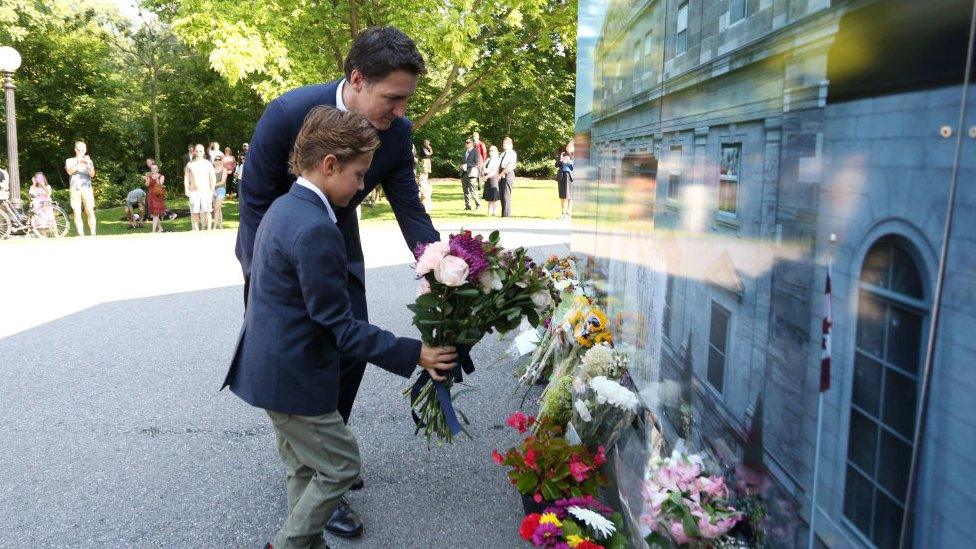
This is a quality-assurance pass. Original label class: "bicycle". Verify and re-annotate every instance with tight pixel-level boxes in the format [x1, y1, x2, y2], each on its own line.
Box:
[0, 198, 71, 239]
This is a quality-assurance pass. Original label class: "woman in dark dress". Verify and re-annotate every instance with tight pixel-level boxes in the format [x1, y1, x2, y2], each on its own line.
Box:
[556, 140, 574, 219]
[482, 145, 502, 216]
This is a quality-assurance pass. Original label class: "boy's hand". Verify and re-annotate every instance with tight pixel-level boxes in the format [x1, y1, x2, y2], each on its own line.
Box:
[419, 345, 457, 382]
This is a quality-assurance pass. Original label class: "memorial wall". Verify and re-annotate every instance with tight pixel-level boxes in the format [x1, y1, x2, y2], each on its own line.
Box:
[573, 0, 976, 546]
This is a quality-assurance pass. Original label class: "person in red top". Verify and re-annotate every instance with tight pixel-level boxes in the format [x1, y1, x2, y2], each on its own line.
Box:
[472, 130, 487, 190]
[145, 162, 167, 233]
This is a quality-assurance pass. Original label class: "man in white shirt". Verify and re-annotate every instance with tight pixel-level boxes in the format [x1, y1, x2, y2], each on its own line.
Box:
[64, 141, 97, 236]
[499, 136, 518, 217]
[184, 144, 216, 231]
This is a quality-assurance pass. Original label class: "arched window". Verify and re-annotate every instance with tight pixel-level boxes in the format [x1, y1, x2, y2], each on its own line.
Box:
[843, 237, 926, 547]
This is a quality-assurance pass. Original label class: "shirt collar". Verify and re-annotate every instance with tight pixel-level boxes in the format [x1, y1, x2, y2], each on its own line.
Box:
[336, 79, 348, 112]
[295, 177, 337, 223]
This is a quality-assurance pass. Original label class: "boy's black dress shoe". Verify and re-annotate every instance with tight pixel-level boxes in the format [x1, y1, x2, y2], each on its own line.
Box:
[325, 497, 363, 538]
[349, 478, 364, 491]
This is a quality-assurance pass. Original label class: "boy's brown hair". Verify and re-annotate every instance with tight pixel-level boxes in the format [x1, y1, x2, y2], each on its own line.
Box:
[289, 106, 380, 176]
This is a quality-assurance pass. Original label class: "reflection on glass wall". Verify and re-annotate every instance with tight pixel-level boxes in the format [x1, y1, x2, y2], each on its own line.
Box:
[574, 0, 975, 546]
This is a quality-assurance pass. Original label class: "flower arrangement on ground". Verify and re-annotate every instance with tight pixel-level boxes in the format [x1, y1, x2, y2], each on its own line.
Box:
[571, 376, 639, 449]
[519, 495, 628, 549]
[408, 230, 555, 443]
[640, 450, 742, 546]
[492, 412, 607, 503]
[520, 296, 615, 387]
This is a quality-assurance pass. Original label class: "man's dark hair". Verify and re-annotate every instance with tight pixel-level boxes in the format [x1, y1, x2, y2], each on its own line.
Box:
[343, 26, 426, 81]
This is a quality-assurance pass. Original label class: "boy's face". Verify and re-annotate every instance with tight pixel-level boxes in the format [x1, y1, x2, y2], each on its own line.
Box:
[328, 153, 373, 207]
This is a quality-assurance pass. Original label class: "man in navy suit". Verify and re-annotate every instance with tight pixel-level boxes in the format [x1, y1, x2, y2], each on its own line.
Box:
[227, 107, 456, 548]
[234, 27, 437, 537]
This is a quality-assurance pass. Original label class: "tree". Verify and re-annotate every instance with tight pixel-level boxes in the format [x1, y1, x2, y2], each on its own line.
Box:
[153, 0, 576, 129]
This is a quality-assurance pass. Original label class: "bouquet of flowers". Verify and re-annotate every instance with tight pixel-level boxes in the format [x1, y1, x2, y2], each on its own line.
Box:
[571, 376, 639, 450]
[543, 254, 582, 294]
[408, 230, 555, 444]
[519, 495, 628, 549]
[492, 412, 607, 503]
[640, 450, 742, 546]
[520, 296, 615, 386]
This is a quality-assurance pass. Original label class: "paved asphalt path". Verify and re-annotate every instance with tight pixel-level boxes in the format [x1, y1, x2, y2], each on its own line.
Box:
[0, 221, 568, 548]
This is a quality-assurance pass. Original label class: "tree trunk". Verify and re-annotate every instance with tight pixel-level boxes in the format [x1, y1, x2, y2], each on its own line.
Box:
[150, 63, 160, 163]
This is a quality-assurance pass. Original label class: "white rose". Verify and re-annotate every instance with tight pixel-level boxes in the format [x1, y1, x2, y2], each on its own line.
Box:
[530, 289, 552, 311]
[417, 278, 432, 296]
[478, 269, 503, 293]
[434, 255, 470, 287]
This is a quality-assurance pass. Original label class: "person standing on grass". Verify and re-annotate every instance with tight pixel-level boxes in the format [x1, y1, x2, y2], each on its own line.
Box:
[222, 146, 237, 193]
[208, 141, 223, 163]
[65, 141, 97, 236]
[482, 145, 502, 216]
[460, 137, 480, 211]
[498, 136, 517, 217]
[146, 162, 166, 233]
[212, 147, 235, 229]
[556, 139, 574, 220]
[472, 130, 487, 191]
[185, 144, 216, 231]
[419, 139, 433, 212]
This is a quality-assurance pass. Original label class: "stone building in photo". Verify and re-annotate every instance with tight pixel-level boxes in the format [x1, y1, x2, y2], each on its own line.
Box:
[575, 0, 975, 546]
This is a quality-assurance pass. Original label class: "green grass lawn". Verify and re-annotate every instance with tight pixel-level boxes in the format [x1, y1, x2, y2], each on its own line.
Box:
[84, 178, 561, 236]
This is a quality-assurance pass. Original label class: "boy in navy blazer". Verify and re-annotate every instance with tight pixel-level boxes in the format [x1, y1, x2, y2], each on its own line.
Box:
[225, 106, 456, 549]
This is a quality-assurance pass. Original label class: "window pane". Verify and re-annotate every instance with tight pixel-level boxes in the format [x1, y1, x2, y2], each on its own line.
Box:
[710, 303, 729, 350]
[721, 145, 741, 177]
[882, 368, 918, 439]
[731, 0, 746, 23]
[887, 305, 922, 374]
[848, 409, 878, 473]
[890, 244, 923, 299]
[877, 430, 912, 502]
[677, 3, 689, 32]
[676, 31, 688, 54]
[852, 352, 882, 416]
[872, 491, 904, 548]
[668, 174, 680, 198]
[844, 465, 874, 536]
[860, 244, 891, 289]
[707, 346, 725, 392]
[664, 277, 674, 337]
[856, 291, 886, 359]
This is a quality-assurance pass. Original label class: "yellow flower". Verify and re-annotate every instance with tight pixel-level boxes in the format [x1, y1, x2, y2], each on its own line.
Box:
[593, 331, 615, 345]
[566, 535, 591, 548]
[539, 512, 562, 527]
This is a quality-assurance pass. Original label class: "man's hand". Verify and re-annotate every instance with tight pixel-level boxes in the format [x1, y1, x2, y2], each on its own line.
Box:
[419, 344, 457, 381]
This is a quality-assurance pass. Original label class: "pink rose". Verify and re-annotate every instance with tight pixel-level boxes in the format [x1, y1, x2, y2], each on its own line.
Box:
[415, 241, 449, 276]
[417, 278, 432, 296]
[568, 456, 591, 482]
[434, 255, 469, 287]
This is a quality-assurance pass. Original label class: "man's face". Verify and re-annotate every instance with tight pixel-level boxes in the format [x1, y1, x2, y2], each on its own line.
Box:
[194, 145, 205, 159]
[75, 143, 87, 156]
[349, 70, 418, 131]
[330, 153, 373, 207]
[465, 141, 473, 150]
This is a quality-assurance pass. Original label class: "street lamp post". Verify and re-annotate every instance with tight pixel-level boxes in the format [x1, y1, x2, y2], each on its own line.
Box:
[0, 46, 23, 211]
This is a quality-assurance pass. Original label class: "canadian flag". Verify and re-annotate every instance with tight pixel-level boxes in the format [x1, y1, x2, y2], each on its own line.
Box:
[820, 263, 833, 393]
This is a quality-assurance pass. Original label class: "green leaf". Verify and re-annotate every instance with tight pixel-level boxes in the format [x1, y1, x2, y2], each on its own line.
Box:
[515, 472, 538, 494]
[541, 480, 561, 501]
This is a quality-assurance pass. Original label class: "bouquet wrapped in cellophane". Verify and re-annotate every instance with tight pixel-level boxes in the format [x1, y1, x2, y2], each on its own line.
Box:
[407, 230, 556, 444]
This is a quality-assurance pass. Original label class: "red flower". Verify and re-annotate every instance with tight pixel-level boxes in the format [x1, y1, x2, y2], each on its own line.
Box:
[491, 449, 504, 465]
[569, 456, 591, 482]
[594, 446, 607, 466]
[519, 513, 542, 540]
[577, 541, 605, 549]
[506, 411, 531, 433]
[534, 492, 543, 503]
[523, 449, 539, 470]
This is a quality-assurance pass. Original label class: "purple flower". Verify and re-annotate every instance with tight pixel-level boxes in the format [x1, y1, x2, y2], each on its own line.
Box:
[531, 523, 562, 547]
[413, 241, 428, 259]
[550, 495, 614, 519]
[449, 232, 489, 282]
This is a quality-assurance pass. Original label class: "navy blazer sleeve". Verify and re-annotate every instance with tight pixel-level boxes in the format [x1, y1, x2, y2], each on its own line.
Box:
[383, 121, 440, 254]
[292, 222, 421, 378]
[238, 99, 293, 274]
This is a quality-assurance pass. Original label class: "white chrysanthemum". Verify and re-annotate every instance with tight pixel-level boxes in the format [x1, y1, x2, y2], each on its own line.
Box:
[582, 344, 614, 371]
[568, 506, 616, 539]
[574, 399, 593, 422]
[590, 376, 639, 412]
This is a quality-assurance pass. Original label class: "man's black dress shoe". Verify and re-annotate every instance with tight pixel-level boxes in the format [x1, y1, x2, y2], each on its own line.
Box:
[349, 478, 364, 491]
[325, 497, 363, 538]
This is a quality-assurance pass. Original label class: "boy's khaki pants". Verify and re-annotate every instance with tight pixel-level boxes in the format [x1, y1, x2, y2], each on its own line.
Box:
[266, 410, 361, 549]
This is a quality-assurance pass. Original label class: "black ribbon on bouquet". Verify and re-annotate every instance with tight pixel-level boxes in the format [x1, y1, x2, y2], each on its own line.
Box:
[410, 344, 475, 436]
